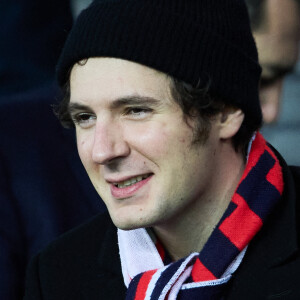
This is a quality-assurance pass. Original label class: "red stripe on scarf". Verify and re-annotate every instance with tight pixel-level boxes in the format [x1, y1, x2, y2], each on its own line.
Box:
[155, 240, 165, 261]
[219, 194, 263, 250]
[265, 145, 284, 195]
[191, 258, 217, 282]
[240, 133, 266, 182]
[134, 269, 157, 300]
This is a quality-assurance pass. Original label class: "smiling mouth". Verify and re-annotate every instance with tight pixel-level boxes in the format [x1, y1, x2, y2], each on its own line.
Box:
[113, 174, 152, 188]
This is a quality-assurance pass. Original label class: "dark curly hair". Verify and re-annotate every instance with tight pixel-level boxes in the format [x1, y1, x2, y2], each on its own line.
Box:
[169, 78, 261, 156]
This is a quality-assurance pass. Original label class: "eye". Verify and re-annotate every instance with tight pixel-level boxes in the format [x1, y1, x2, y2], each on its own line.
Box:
[125, 107, 152, 118]
[72, 112, 96, 128]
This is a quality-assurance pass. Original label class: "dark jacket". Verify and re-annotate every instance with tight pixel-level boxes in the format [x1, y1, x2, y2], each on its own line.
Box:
[24, 154, 300, 299]
[0, 85, 105, 299]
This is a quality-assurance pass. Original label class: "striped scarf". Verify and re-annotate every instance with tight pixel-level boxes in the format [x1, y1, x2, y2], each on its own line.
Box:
[118, 133, 284, 299]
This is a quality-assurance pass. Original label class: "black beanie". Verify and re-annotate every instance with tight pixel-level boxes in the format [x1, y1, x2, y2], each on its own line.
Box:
[56, 0, 262, 124]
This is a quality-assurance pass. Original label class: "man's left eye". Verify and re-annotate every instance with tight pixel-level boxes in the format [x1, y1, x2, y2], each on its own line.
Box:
[126, 107, 152, 117]
[72, 112, 96, 128]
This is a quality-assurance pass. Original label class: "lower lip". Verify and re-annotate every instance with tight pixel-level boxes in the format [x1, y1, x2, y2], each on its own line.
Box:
[110, 175, 152, 199]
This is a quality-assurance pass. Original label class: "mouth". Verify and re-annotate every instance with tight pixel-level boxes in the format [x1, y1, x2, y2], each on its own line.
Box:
[109, 173, 153, 199]
[112, 174, 152, 189]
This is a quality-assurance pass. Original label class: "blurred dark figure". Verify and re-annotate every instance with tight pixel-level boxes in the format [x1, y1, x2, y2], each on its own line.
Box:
[246, 0, 300, 124]
[0, 1, 104, 299]
[246, 0, 300, 165]
[0, 1, 73, 95]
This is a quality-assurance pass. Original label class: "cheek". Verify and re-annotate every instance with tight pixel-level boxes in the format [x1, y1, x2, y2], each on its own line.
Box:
[126, 122, 176, 158]
[76, 134, 105, 191]
[129, 120, 194, 160]
[76, 133, 93, 167]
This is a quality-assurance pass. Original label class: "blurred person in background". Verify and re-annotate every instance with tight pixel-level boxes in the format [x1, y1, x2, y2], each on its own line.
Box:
[246, 0, 300, 165]
[0, 1, 72, 95]
[0, 0, 102, 299]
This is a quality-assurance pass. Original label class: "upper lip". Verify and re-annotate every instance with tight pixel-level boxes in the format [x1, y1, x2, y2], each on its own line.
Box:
[105, 173, 153, 184]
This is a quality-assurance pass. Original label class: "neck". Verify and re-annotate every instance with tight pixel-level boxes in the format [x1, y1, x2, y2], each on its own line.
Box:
[153, 142, 245, 261]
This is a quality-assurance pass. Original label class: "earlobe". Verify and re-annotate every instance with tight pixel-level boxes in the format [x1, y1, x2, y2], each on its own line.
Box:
[219, 108, 244, 140]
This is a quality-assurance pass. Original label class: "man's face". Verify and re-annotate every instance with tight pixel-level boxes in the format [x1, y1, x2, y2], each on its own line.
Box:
[69, 58, 221, 230]
[253, 0, 300, 123]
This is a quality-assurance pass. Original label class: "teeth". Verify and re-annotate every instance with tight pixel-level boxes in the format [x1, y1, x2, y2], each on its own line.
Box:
[115, 174, 150, 188]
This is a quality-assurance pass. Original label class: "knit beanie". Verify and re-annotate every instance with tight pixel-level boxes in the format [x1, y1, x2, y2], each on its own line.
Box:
[56, 0, 262, 124]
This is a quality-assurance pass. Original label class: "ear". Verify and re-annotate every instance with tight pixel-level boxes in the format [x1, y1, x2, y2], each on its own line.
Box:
[218, 107, 244, 140]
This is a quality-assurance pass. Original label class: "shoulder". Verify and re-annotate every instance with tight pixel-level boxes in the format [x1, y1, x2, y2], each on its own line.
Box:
[24, 212, 125, 299]
[290, 165, 300, 181]
[289, 165, 300, 226]
[39, 212, 115, 262]
[283, 164, 300, 212]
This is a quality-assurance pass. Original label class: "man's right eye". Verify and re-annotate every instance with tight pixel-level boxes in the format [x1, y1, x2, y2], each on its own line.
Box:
[72, 113, 96, 128]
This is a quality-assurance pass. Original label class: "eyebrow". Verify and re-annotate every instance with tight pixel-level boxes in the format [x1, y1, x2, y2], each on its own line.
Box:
[67, 103, 92, 114]
[68, 95, 162, 113]
[110, 95, 162, 109]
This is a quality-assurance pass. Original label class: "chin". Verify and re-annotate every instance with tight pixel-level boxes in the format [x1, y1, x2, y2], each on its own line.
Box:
[113, 221, 144, 231]
[110, 214, 154, 231]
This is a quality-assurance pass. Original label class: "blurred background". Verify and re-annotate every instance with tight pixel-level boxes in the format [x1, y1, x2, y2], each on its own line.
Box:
[0, 0, 299, 299]
[262, 58, 300, 166]
[246, 0, 300, 166]
[0, 1, 101, 299]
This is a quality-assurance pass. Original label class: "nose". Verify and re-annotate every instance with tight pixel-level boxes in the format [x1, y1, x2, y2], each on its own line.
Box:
[92, 120, 130, 165]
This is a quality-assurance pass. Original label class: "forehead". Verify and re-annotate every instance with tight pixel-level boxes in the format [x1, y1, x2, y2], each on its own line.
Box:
[69, 58, 172, 105]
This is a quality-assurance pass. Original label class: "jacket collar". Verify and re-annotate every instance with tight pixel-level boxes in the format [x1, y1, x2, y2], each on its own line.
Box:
[97, 214, 123, 276]
[80, 213, 126, 299]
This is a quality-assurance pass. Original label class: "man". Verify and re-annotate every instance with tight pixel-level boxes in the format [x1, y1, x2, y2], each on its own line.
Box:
[246, 0, 300, 123]
[24, 0, 300, 299]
